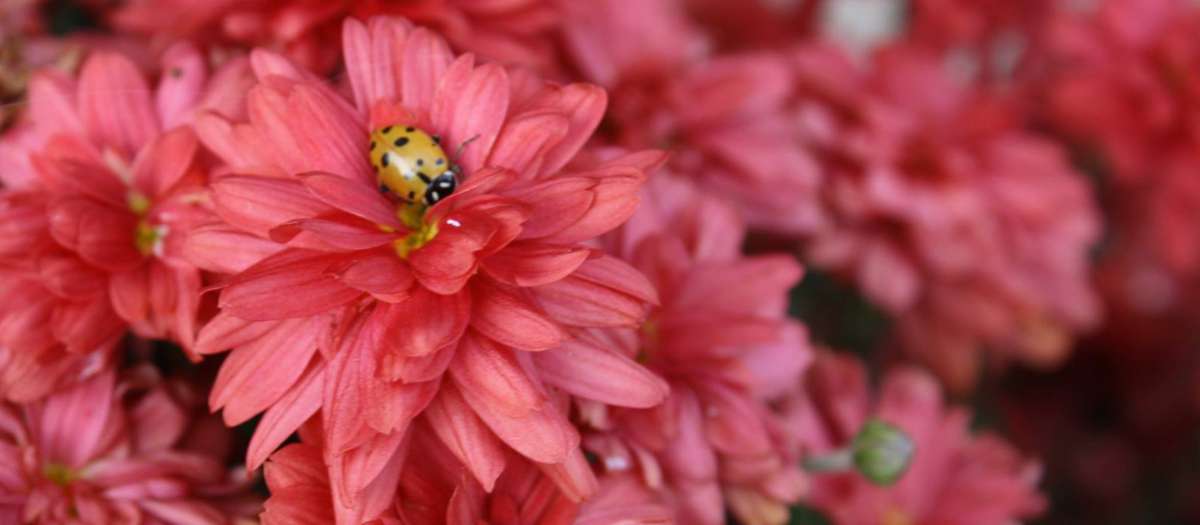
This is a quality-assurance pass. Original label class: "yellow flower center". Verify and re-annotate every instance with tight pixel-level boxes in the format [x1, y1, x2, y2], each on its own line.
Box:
[127, 191, 151, 215]
[392, 202, 438, 259]
[134, 220, 163, 256]
[43, 463, 76, 486]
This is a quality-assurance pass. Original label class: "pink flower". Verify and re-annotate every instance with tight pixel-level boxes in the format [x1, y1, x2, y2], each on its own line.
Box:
[793, 44, 1101, 390]
[560, 0, 825, 236]
[0, 44, 246, 382]
[109, 0, 562, 73]
[190, 17, 666, 523]
[261, 419, 671, 525]
[0, 365, 261, 524]
[790, 352, 1046, 525]
[577, 175, 812, 525]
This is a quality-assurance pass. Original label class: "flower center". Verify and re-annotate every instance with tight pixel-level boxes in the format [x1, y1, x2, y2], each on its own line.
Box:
[128, 191, 165, 256]
[43, 463, 76, 486]
[392, 203, 439, 259]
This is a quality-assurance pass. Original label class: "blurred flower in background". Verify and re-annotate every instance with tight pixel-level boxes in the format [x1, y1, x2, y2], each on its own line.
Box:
[0, 0, 1198, 523]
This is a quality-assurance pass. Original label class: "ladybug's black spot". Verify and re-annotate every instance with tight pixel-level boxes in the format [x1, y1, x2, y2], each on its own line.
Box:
[436, 158, 445, 166]
[370, 141, 376, 151]
[432, 135, 441, 145]
[406, 127, 415, 132]
[417, 172, 432, 184]
[408, 191, 415, 200]
[417, 159, 424, 166]
[394, 137, 410, 147]
[381, 154, 390, 168]
[379, 184, 389, 194]
[382, 126, 393, 134]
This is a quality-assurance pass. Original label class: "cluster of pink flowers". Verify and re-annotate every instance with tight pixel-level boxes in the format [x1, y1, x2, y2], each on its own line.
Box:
[8, 0, 1199, 523]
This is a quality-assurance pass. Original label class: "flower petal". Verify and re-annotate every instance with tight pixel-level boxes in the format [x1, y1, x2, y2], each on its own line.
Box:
[219, 250, 361, 321]
[130, 127, 198, 198]
[377, 287, 469, 367]
[156, 42, 207, 130]
[298, 171, 403, 228]
[431, 59, 509, 174]
[47, 197, 141, 272]
[330, 249, 414, 302]
[211, 175, 331, 237]
[183, 223, 284, 275]
[400, 27, 454, 114]
[78, 52, 159, 156]
[448, 333, 544, 418]
[343, 17, 403, 113]
[471, 278, 564, 351]
[524, 83, 607, 177]
[534, 337, 669, 408]
[482, 242, 592, 288]
[423, 384, 508, 492]
[210, 317, 323, 425]
[247, 363, 325, 471]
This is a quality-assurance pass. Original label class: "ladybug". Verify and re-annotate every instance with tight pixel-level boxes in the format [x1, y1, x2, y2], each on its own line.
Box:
[368, 125, 460, 206]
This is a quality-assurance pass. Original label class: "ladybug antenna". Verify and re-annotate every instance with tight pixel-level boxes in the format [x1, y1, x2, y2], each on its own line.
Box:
[454, 134, 481, 159]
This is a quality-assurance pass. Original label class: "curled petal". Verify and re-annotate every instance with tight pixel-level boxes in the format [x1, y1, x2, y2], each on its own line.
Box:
[471, 278, 563, 351]
[535, 337, 669, 408]
[78, 52, 159, 156]
[481, 242, 591, 288]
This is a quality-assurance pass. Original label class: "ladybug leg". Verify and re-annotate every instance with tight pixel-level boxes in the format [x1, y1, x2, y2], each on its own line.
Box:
[453, 134, 481, 159]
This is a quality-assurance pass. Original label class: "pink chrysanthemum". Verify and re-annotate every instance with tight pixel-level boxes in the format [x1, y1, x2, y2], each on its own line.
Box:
[577, 175, 812, 525]
[190, 17, 668, 523]
[260, 418, 670, 525]
[0, 365, 261, 524]
[561, 0, 824, 236]
[788, 352, 1046, 525]
[793, 44, 1100, 390]
[109, 0, 561, 74]
[0, 44, 244, 399]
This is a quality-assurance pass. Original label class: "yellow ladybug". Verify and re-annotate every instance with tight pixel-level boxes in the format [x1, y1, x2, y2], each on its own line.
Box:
[368, 125, 460, 208]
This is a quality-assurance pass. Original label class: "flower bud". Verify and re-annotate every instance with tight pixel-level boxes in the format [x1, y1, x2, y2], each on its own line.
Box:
[851, 419, 915, 486]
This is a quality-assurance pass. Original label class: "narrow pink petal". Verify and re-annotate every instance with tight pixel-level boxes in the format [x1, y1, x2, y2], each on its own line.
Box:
[423, 384, 507, 491]
[534, 263, 653, 329]
[331, 249, 414, 302]
[539, 171, 645, 244]
[33, 370, 115, 468]
[322, 318, 376, 454]
[471, 278, 564, 351]
[343, 17, 402, 113]
[523, 83, 607, 177]
[384, 346, 456, 384]
[262, 486, 336, 525]
[78, 52, 159, 156]
[270, 216, 395, 251]
[183, 223, 284, 275]
[538, 447, 599, 502]
[328, 430, 406, 520]
[249, 48, 310, 83]
[130, 127, 197, 197]
[431, 59, 509, 174]
[263, 443, 326, 488]
[247, 363, 325, 471]
[400, 27, 455, 113]
[459, 391, 579, 465]
[27, 71, 81, 137]
[694, 383, 772, 456]
[298, 172, 403, 228]
[129, 386, 187, 453]
[674, 256, 801, 315]
[31, 144, 125, 207]
[210, 317, 322, 425]
[219, 249, 361, 321]
[156, 42, 207, 129]
[211, 175, 331, 237]
[364, 379, 437, 436]
[448, 333, 544, 418]
[378, 287, 469, 363]
[38, 252, 108, 298]
[47, 197, 141, 272]
[661, 391, 718, 481]
[109, 266, 151, 331]
[487, 111, 569, 178]
[506, 177, 594, 240]
[482, 243, 591, 288]
[194, 312, 276, 356]
[534, 337, 668, 408]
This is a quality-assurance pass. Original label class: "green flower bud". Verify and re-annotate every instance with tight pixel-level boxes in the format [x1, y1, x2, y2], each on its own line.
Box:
[851, 419, 915, 486]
